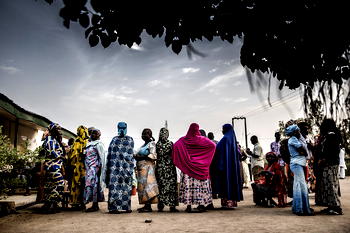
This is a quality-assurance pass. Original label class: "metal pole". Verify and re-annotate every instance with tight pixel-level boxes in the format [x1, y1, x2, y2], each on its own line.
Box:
[244, 117, 248, 149]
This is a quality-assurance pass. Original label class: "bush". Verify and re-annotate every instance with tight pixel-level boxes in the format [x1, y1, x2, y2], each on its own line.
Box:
[0, 126, 43, 199]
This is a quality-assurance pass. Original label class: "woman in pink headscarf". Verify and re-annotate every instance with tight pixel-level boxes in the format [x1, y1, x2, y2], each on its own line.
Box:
[172, 123, 216, 212]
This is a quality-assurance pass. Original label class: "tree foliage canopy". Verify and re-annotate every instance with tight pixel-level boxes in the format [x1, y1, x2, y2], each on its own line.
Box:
[44, 0, 350, 118]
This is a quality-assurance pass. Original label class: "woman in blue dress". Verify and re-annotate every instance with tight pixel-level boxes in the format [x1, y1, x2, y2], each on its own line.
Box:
[106, 122, 135, 214]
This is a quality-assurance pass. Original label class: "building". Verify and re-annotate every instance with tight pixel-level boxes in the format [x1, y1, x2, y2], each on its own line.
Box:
[0, 93, 76, 150]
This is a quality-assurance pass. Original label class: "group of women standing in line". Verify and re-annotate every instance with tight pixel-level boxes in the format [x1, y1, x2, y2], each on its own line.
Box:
[40, 123, 105, 213]
[40, 121, 244, 214]
[40, 118, 343, 216]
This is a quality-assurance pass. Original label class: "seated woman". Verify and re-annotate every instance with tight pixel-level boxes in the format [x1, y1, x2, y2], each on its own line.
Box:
[251, 152, 287, 207]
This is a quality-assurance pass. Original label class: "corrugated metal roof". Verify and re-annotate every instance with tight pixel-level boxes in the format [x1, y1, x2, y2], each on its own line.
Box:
[0, 93, 76, 139]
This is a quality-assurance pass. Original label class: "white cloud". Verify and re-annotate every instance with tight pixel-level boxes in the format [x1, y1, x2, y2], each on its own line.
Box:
[220, 97, 233, 102]
[212, 47, 223, 53]
[209, 68, 217, 73]
[147, 79, 171, 88]
[233, 81, 242, 86]
[182, 67, 200, 73]
[120, 86, 137, 94]
[134, 99, 149, 106]
[190, 105, 209, 112]
[234, 97, 249, 103]
[130, 43, 145, 51]
[148, 80, 161, 87]
[99, 92, 148, 106]
[218, 97, 248, 103]
[199, 66, 244, 91]
[0, 65, 20, 74]
[114, 95, 129, 102]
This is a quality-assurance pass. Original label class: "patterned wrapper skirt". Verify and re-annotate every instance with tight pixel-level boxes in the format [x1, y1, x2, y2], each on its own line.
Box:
[179, 173, 213, 206]
[83, 164, 104, 204]
[315, 165, 341, 208]
[43, 159, 64, 205]
[136, 160, 159, 204]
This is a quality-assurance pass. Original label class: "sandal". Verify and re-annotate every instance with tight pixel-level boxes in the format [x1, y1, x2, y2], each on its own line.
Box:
[170, 207, 179, 212]
[326, 209, 343, 215]
[109, 210, 121, 214]
[138, 207, 152, 213]
[185, 206, 193, 213]
[196, 205, 207, 213]
[158, 203, 165, 212]
[86, 206, 99, 212]
[205, 204, 215, 210]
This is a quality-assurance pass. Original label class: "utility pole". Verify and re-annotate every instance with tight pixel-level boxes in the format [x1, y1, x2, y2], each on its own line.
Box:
[232, 116, 248, 149]
[165, 120, 168, 129]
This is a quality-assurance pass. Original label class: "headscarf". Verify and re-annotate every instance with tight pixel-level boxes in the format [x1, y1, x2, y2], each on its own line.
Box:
[48, 122, 62, 142]
[45, 122, 64, 158]
[266, 152, 278, 164]
[77, 125, 89, 140]
[156, 128, 172, 157]
[172, 123, 216, 180]
[70, 125, 89, 160]
[117, 122, 127, 137]
[90, 128, 101, 141]
[88, 127, 96, 141]
[158, 127, 169, 143]
[211, 124, 243, 201]
[48, 122, 60, 132]
[285, 124, 299, 136]
[88, 126, 95, 134]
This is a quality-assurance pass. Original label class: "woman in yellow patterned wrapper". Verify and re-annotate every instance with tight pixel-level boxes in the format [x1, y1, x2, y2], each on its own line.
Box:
[69, 125, 89, 210]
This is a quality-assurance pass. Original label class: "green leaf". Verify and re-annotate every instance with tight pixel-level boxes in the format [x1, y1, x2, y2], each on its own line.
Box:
[79, 13, 90, 28]
[172, 40, 182, 54]
[89, 34, 99, 47]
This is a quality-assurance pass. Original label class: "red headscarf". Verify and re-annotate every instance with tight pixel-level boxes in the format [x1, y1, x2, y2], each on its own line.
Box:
[172, 123, 216, 180]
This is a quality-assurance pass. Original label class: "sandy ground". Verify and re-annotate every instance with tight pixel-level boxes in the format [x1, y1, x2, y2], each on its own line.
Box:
[0, 178, 349, 233]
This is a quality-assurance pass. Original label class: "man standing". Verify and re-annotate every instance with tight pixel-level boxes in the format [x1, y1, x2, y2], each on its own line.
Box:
[271, 132, 281, 156]
[246, 135, 264, 181]
[271, 132, 285, 167]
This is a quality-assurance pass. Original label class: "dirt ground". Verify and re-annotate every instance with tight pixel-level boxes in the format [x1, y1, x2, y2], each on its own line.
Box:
[0, 178, 349, 233]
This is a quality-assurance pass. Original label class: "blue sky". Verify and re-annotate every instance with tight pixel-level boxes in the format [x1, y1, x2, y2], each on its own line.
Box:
[0, 0, 304, 152]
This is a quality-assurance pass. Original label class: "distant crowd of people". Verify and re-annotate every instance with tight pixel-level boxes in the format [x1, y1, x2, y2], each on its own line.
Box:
[38, 118, 346, 216]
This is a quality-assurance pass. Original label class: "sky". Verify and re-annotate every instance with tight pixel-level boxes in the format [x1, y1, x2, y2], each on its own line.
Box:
[0, 0, 304, 152]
